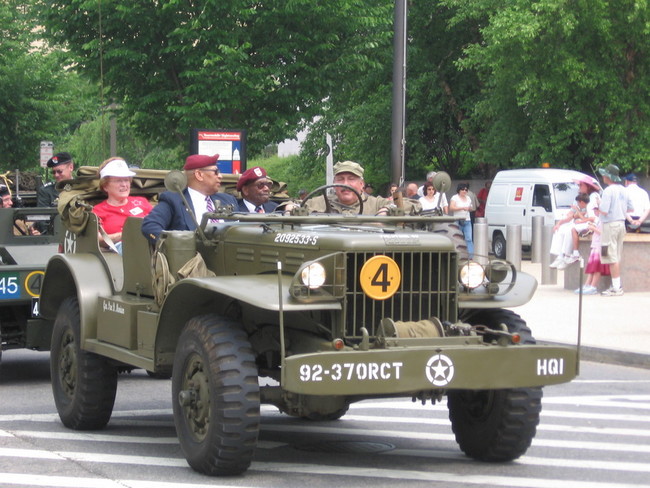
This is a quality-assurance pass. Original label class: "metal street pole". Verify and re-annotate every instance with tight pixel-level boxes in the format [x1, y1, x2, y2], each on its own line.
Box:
[391, 0, 407, 186]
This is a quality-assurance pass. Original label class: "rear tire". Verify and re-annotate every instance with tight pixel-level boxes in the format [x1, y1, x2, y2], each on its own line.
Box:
[432, 222, 469, 260]
[172, 315, 260, 476]
[50, 297, 117, 430]
[448, 308, 541, 461]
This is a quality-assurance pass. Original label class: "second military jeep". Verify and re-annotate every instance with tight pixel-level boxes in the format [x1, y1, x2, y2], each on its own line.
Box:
[40, 170, 579, 476]
[0, 206, 60, 370]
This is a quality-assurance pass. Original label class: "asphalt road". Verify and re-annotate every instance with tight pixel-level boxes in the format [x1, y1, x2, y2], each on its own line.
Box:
[1, 349, 649, 488]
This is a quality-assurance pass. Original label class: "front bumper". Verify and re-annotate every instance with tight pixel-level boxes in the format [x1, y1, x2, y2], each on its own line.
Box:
[283, 342, 577, 395]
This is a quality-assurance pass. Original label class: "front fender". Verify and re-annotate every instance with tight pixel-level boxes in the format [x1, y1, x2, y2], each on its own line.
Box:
[154, 274, 342, 361]
[458, 271, 537, 309]
[41, 253, 114, 343]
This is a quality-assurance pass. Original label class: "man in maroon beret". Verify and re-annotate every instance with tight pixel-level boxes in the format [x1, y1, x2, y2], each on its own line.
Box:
[236, 166, 278, 213]
[142, 154, 238, 242]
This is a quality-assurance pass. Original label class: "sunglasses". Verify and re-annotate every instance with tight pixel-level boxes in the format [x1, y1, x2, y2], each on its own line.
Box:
[52, 168, 68, 175]
[254, 181, 272, 189]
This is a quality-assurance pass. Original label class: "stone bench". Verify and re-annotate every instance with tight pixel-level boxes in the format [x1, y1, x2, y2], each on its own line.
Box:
[563, 233, 650, 292]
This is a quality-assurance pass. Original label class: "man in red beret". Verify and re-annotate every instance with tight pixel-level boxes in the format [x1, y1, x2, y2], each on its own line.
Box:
[236, 166, 278, 213]
[142, 154, 238, 242]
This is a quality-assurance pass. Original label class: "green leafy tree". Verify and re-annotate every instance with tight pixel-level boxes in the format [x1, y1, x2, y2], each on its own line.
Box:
[443, 0, 650, 174]
[298, 1, 484, 188]
[0, 1, 96, 171]
[39, 0, 393, 157]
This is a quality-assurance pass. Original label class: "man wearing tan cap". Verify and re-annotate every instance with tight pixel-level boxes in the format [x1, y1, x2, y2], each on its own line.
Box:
[142, 154, 237, 243]
[304, 161, 413, 215]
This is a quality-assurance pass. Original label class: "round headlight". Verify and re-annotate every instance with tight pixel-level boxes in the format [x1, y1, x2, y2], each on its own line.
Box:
[301, 262, 326, 289]
[459, 261, 485, 289]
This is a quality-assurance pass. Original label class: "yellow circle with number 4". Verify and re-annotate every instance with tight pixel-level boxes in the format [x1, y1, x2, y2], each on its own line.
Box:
[359, 255, 401, 300]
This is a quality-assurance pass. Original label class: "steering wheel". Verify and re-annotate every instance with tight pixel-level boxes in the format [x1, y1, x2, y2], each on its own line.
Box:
[301, 184, 365, 215]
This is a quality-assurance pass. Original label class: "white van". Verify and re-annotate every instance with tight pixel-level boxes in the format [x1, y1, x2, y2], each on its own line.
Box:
[485, 168, 591, 258]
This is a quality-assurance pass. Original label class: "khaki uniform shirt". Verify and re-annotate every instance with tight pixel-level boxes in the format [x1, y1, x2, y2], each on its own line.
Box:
[304, 194, 421, 215]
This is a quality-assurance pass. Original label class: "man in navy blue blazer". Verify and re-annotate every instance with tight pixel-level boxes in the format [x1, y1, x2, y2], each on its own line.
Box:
[235, 166, 278, 213]
[142, 154, 237, 243]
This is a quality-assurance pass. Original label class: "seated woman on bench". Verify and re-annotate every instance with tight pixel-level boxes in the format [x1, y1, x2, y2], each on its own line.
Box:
[93, 157, 152, 254]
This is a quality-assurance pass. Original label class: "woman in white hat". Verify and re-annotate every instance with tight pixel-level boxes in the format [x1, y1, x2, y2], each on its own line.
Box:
[92, 157, 152, 252]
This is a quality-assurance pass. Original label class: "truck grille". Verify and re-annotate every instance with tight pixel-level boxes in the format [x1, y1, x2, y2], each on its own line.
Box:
[344, 251, 457, 338]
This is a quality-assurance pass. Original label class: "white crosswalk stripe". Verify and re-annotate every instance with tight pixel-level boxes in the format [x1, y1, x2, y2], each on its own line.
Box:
[1, 395, 649, 487]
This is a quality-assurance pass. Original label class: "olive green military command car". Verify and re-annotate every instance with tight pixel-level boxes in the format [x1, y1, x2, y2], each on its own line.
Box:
[0, 206, 60, 368]
[40, 169, 579, 476]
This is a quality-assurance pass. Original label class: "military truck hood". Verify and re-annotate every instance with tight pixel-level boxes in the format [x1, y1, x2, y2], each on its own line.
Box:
[220, 222, 457, 252]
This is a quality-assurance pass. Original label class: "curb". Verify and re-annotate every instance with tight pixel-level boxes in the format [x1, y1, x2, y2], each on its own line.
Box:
[542, 341, 650, 370]
[578, 345, 650, 370]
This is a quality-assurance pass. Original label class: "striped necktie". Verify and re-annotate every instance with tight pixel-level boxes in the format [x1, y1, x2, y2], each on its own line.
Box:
[205, 196, 216, 222]
[255, 205, 264, 213]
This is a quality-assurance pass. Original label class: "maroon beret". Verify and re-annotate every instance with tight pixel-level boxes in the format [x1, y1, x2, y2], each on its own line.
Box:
[184, 154, 219, 170]
[236, 166, 267, 191]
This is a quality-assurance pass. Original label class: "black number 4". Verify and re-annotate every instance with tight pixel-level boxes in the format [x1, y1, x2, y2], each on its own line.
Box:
[371, 263, 391, 292]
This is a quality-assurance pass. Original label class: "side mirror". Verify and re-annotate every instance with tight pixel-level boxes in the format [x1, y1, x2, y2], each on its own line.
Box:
[164, 170, 188, 194]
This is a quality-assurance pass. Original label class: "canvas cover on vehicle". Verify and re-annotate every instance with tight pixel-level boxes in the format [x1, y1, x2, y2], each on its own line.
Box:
[56, 166, 291, 234]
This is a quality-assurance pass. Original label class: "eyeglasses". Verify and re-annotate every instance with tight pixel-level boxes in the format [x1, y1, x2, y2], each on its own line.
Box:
[253, 181, 272, 189]
[52, 168, 67, 175]
[200, 167, 220, 175]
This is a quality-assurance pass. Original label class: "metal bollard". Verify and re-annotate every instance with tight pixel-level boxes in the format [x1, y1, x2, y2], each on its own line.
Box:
[531, 215, 544, 263]
[506, 224, 522, 270]
[474, 220, 488, 265]
[541, 223, 557, 285]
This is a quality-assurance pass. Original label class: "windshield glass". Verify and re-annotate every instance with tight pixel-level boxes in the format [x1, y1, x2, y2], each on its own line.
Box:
[553, 182, 579, 208]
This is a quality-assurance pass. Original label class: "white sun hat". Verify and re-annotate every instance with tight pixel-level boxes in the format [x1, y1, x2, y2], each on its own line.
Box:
[100, 159, 136, 178]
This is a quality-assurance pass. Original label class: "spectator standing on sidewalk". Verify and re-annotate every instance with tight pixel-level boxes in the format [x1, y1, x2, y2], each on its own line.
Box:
[596, 164, 633, 296]
[623, 173, 650, 232]
[417, 171, 436, 197]
[449, 183, 474, 258]
[466, 183, 479, 225]
[475, 181, 491, 219]
[574, 218, 610, 295]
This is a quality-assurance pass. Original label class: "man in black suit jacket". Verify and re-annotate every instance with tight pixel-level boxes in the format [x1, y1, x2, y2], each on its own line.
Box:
[235, 166, 278, 213]
[142, 154, 237, 243]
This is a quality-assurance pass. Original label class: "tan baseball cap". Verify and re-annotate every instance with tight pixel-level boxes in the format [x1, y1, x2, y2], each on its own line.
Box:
[333, 161, 364, 178]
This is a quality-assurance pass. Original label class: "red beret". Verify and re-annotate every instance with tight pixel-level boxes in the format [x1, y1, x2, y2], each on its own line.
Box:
[184, 154, 219, 170]
[236, 166, 267, 191]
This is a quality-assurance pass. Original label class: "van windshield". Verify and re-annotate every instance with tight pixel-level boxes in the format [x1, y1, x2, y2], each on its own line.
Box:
[553, 182, 579, 208]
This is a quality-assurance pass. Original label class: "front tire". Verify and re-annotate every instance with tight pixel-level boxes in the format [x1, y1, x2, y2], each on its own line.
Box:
[172, 315, 260, 476]
[50, 297, 117, 430]
[448, 308, 542, 461]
